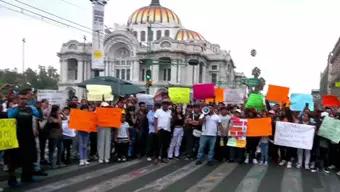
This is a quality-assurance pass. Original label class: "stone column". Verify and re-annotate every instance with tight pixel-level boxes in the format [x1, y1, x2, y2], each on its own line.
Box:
[152, 64, 159, 82]
[60, 59, 67, 83]
[170, 64, 177, 84]
[133, 60, 139, 82]
[77, 60, 83, 83]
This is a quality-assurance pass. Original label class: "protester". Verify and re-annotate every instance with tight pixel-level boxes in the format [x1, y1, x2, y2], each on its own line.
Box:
[114, 112, 130, 162]
[168, 105, 184, 159]
[47, 105, 63, 168]
[146, 103, 160, 161]
[61, 107, 76, 164]
[97, 102, 112, 163]
[78, 105, 91, 166]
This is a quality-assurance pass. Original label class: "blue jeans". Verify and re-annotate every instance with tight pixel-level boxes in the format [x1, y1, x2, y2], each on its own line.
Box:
[260, 142, 268, 163]
[197, 135, 216, 162]
[78, 132, 89, 160]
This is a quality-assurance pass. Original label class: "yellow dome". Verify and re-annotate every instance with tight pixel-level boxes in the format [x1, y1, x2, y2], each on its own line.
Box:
[175, 29, 205, 41]
[127, 0, 181, 26]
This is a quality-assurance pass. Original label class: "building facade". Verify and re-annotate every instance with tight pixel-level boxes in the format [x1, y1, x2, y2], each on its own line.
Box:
[320, 37, 340, 97]
[58, 0, 238, 98]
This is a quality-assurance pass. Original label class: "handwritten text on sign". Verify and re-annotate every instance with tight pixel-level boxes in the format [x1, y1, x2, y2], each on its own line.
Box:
[274, 121, 315, 150]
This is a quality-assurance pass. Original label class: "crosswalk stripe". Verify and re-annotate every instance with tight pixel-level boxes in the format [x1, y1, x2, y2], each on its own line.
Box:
[135, 161, 203, 192]
[81, 161, 176, 192]
[26, 159, 143, 192]
[281, 168, 303, 192]
[234, 165, 268, 192]
[185, 162, 238, 192]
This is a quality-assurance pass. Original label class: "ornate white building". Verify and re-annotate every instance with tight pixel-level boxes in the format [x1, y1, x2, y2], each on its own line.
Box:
[58, 0, 238, 98]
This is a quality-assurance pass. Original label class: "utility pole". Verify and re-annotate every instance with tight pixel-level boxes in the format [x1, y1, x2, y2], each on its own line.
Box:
[22, 38, 26, 73]
[145, 19, 153, 94]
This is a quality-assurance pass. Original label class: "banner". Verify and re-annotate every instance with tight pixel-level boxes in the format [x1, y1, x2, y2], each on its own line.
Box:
[96, 107, 122, 128]
[274, 121, 315, 150]
[37, 90, 67, 107]
[205, 88, 225, 104]
[318, 117, 340, 143]
[224, 88, 246, 104]
[266, 85, 289, 104]
[193, 84, 215, 100]
[322, 95, 340, 107]
[69, 109, 97, 132]
[91, 3, 105, 70]
[247, 118, 272, 137]
[227, 118, 247, 148]
[245, 93, 265, 111]
[0, 119, 19, 151]
[168, 87, 190, 104]
[87, 84, 113, 101]
[136, 94, 154, 106]
[290, 93, 314, 111]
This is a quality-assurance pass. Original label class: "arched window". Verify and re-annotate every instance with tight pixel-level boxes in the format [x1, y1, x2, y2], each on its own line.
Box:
[156, 30, 162, 40]
[67, 59, 78, 81]
[165, 30, 170, 37]
[141, 31, 146, 42]
[148, 30, 154, 41]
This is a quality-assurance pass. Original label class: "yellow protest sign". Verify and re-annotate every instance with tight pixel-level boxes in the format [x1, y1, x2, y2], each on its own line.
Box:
[336, 82, 340, 88]
[87, 84, 113, 101]
[0, 119, 19, 151]
[168, 87, 190, 104]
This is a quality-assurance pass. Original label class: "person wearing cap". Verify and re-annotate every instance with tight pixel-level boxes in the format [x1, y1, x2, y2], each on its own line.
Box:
[97, 102, 112, 164]
[154, 99, 172, 163]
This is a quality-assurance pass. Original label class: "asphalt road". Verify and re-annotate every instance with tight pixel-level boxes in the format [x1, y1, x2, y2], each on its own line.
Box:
[1, 159, 340, 192]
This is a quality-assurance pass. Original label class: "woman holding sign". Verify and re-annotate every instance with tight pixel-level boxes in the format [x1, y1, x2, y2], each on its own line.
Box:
[78, 105, 91, 166]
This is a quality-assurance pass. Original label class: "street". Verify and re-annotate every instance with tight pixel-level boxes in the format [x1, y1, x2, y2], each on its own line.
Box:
[1, 159, 340, 192]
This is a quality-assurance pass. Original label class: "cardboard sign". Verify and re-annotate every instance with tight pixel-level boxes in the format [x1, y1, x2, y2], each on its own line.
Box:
[274, 121, 315, 150]
[318, 116, 340, 143]
[266, 85, 289, 104]
[37, 89, 67, 107]
[224, 88, 246, 104]
[247, 118, 272, 137]
[96, 107, 122, 128]
[322, 95, 340, 107]
[87, 84, 113, 101]
[193, 84, 215, 100]
[168, 87, 191, 104]
[205, 88, 225, 104]
[69, 109, 97, 132]
[290, 93, 314, 111]
[0, 119, 19, 151]
[245, 93, 265, 111]
[336, 82, 340, 88]
[227, 118, 247, 148]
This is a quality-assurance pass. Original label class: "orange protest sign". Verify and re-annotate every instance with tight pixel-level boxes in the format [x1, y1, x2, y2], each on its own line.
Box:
[96, 107, 122, 128]
[205, 88, 224, 104]
[69, 109, 97, 132]
[266, 85, 290, 104]
[247, 118, 272, 137]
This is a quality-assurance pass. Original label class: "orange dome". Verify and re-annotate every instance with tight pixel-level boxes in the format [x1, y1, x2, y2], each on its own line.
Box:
[127, 0, 181, 26]
[175, 29, 205, 41]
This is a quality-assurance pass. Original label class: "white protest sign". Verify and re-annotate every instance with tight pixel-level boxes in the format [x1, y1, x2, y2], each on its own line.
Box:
[224, 88, 246, 104]
[274, 121, 315, 150]
[37, 90, 67, 107]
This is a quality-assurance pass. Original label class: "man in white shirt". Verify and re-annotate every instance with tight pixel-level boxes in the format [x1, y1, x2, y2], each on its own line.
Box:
[154, 100, 172, 163]
[196, 105, 221, 166]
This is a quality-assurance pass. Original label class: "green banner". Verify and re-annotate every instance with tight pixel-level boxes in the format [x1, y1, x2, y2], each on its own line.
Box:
[245, 93, 265, 111]
[318, 116, 340, 143]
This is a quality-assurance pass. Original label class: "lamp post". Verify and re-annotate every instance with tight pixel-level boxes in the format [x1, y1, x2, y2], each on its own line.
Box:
[22, 38, 26, 73]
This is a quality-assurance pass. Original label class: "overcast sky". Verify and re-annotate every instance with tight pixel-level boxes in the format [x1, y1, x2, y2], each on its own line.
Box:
[0, 0, 340, 94]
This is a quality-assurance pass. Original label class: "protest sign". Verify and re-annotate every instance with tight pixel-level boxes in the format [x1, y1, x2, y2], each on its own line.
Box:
[136, 94, 154, 106]
[193, 84, 215, 100]
[37, 90, 67, 107]
[96, 108, 122, 128]
[87, 85, 113, 101]
[247, 118, 272, 137]
[336, 82, 340, 88]
[168, 87, 190, 104]
[266, 85, 289, 104]
[227, 118, 247, 148]
[290, 93, 314, 111]
[0, 119, 19, 151]
[69, 109, 97, 132]
[274, 121, 315, 150]
[205, 88, 225, 104]
[322, 95, 340, 107]
[245, 93, 265, 111]
[224, 88, 246, 104]
[318, 116, 340, 143]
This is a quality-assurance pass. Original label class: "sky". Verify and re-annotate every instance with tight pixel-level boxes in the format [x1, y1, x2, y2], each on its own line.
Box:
[0, 0, 340, 94]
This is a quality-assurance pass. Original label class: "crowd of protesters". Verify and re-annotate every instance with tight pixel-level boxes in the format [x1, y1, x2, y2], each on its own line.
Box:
[0, 87, 340, 188]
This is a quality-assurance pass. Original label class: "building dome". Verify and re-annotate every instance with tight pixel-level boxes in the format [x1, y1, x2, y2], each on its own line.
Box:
[127, 0, 181, 26]
[175, 29, 205, 41]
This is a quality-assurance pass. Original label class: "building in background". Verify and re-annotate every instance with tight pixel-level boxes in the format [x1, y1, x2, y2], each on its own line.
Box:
[320, 37, 340, 97]
[58, 0, 240, 98]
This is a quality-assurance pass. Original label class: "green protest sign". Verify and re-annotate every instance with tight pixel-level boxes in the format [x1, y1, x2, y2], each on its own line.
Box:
[241, 78, 260, 87]
[245, 93, 265, 111]
[318, 117, 340, 143]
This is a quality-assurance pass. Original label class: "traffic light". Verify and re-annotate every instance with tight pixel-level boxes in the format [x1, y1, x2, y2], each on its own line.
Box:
[145, 69, 152, 81]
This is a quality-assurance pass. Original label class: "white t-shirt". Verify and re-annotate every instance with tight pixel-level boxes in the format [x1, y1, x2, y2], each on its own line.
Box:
[62, 117, 76, 137]
[154, 109, 172, 132]
[219, 115, 231, 136]
[202, 114, 221, 136]
[117, 122, 129, 138]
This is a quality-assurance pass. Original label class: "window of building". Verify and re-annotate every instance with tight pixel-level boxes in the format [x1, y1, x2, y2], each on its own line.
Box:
[199, 63, 203, 83]
[165, 30, 170, 37]
[115, 69, 120, 79]
[141, 31, 146, 42]
[126, 69, 131, 81]
[133, 31, 137, 38]
[167, 68, 171, 81]
[148, 30, 154, 41]
[67, 59, 78, 81]
[163, 69, 167, 81]
[212, 65, 218, 70]
[211, 73, 217, 84]
[121, 69, 126, 80]
[140, 69, 145, 81]
[162, 68, 171, 81]
[156, 30, 162, 40]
